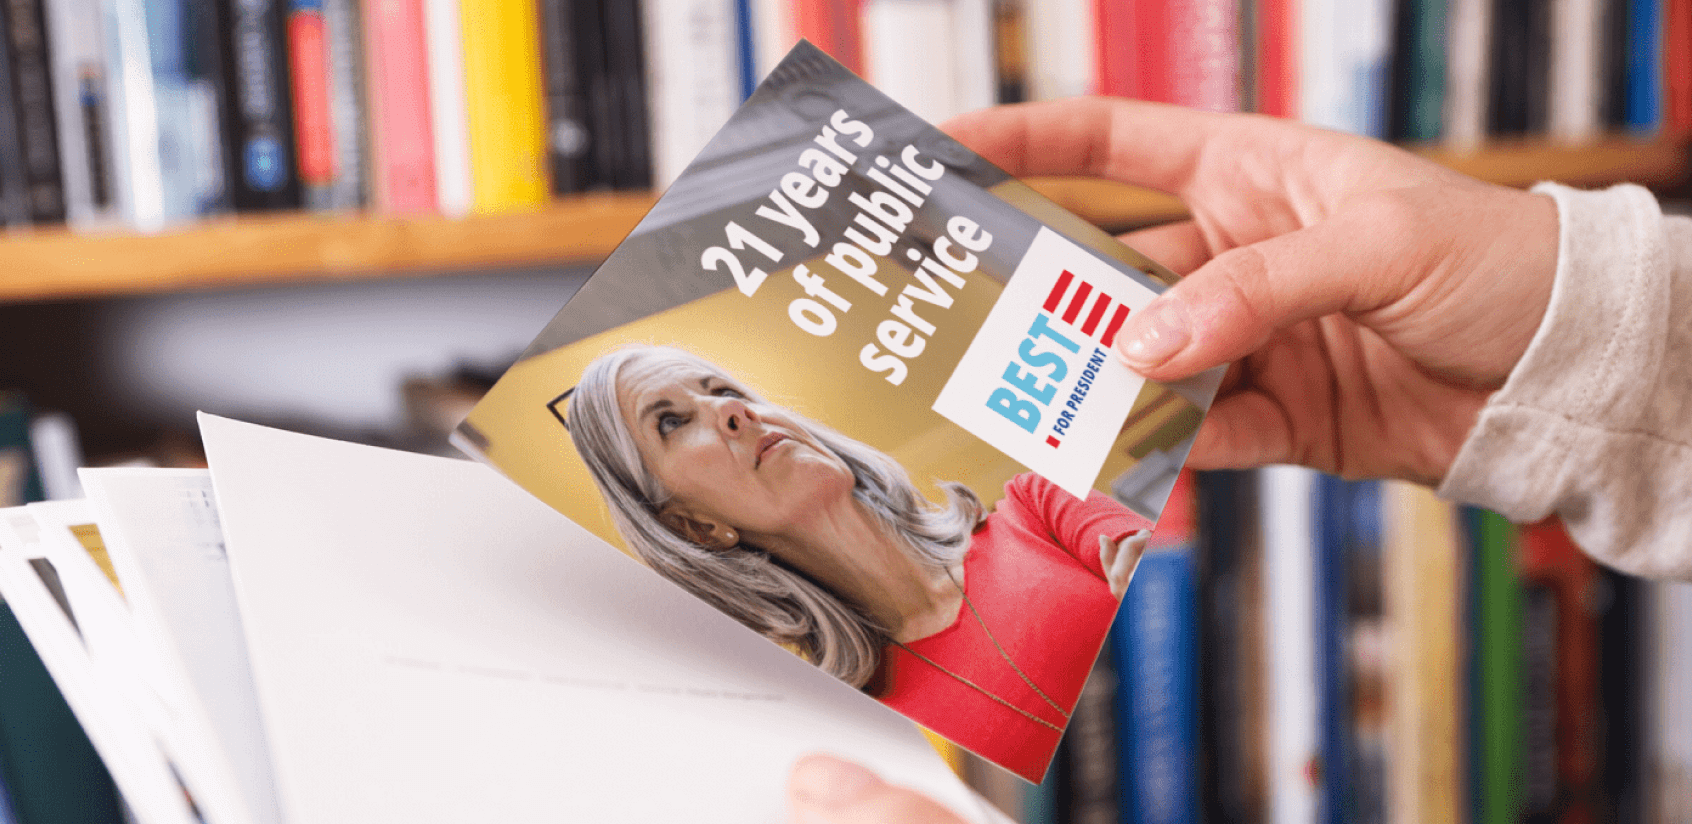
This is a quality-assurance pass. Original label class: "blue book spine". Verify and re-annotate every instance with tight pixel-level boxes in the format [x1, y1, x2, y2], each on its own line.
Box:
[1118, 549, 1199, 824]
[734, 0, 756, 101]
[0, 772, 17, 824]
[1314, 477, 1387, 824]
[1626, 0, 1663, 130]
[1021, 773, 1059, 824]
[1313, 475, 1352, 824]
[1110, 607, 1133, 824]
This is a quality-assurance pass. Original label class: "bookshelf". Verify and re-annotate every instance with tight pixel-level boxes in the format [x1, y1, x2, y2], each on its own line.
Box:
[2, 133, 1684, 305]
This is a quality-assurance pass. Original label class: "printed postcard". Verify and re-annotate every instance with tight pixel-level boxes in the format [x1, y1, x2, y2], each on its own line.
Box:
[454, 41, 1223, 782]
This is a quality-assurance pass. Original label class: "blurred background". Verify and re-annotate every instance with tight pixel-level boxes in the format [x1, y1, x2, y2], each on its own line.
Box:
[0, 1, 1687, 823]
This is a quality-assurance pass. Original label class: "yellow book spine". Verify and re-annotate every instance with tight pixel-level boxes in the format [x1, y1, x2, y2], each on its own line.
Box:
[460, 0, 550, 213]
[1383, 482, 1465, 824]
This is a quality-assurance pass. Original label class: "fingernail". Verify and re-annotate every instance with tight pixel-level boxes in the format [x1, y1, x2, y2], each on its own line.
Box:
[791, 754, 882, 809]
[1118, 299, 1191, 367]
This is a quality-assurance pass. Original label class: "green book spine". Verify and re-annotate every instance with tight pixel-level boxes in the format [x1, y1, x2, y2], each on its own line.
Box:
[1473, 509, 1523, 824]
[1390, 0, 1449, 142]
[0, 392, 42, 505]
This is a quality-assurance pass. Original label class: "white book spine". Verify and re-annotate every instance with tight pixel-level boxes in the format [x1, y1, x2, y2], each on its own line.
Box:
[1024, 0, 1095, 100]
[101, 0, 163, 230]
[43, 0, 119, 228]
[1261, 465, 1319, 824]
[1301, 0, 1392, 135]
[1442, 0, 1492, 148]
[424, 0, 471, 218]
[642, 0, 742, 190]
[748, 0, 798, 84]
[863, 0, 958, 123]
[1547, 0, 1603, 143]
[1653, 582, 1692, 823]
[27, 413, 83, 501]
[1300, 0, 1342, 130]
[949, 0, 996, 114]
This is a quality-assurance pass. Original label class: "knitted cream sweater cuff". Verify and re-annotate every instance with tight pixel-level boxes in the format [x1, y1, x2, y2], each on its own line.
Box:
[1438, 182, 1692, 580]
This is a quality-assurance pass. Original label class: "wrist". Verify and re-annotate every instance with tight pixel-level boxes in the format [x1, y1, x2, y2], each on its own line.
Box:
[1439, 182, 1670, 517]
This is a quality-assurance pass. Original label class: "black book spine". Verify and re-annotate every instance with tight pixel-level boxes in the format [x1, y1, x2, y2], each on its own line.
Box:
[0, 0, 27, 226]
[1385, 0, 1417, 142]
[321, 0, 365, 209]
[1195, 468, 1263, 824]
[1599, 0, 1631, 129]
[80, 70, 115, 211]
[572, 0, 611, 190]
[1058, 650, 1120, 824]
[1487, 0, 1551, 136]
[214, 0, 303, 210]
[1, 0, 62, 224]
[1596, 570, 1648, 824]
[540, 0, 590, 195]
[599, 0, 650, 190]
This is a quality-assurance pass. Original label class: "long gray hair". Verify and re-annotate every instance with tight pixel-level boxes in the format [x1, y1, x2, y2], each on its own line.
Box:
[565, 345, 984, 688]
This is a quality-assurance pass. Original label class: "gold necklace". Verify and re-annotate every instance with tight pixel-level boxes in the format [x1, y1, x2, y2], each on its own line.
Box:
[891, 569, 1071, 734]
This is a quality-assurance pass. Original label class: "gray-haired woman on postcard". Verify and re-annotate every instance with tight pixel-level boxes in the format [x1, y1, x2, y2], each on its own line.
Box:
[563, 344, 1147, 781]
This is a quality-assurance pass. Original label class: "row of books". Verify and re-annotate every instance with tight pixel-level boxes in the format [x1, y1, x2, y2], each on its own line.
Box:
[0, 0, 648, 231]
[955, 468, 1692, 824]
[0, 0, 986, 232]
[1012, 0, 1692, 144]
[6, 0, 1688, 234]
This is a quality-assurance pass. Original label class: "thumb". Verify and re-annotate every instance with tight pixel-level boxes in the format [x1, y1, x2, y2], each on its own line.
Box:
[788, 754, 971, 824]
[1114, 209, 1415, 381]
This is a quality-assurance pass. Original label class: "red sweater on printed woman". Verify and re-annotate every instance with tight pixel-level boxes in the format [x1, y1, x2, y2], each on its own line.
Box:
[873, 472, 1149, 783]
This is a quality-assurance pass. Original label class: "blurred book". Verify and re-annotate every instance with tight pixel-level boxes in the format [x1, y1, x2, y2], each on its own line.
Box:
[1382, 482, 1463, 824]
[1261, 465, 1318, 824]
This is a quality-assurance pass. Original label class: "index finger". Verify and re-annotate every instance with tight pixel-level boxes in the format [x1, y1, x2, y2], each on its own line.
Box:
[940, 97, 1228, 195]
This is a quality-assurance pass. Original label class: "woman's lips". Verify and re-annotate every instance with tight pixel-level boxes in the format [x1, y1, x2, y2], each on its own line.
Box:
[754, 433, 789, 468]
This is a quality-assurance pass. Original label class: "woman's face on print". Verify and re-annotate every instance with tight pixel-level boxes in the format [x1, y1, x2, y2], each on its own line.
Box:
[615, 356, 855, 545]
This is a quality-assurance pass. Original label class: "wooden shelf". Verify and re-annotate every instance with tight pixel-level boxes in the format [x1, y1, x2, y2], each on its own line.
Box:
[1417, 132, 1690, 189]
[1, 134, 1685, 304]
[1040, 132, 1692, 231]
[1, 192, 657, 303]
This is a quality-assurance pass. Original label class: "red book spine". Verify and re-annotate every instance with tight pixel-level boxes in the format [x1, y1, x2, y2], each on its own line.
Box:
[1164, 0, 1240, 111]
[795, 0, 864, 76]
[288, 4, 336, 187]
[1096, 0, 1241, 110]
[1134, 0, 1174, 102]
[1094, 0, 1145, 98]
[1667, 0, 1692, 133]
[363, 0, 437, 213]
[1254, 0, 1296, 116]
[1516, 518, 1601, 824]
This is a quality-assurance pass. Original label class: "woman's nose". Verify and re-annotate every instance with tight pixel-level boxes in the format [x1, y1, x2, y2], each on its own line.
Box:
[715, 397, 756, 432]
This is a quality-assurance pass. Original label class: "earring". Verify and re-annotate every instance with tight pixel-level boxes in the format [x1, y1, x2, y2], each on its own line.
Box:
[722, 529, 738, 546]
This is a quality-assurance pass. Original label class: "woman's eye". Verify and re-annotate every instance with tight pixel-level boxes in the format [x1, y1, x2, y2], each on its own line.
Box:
[656, 412, 686, 436]
[713, 386, 745, 399]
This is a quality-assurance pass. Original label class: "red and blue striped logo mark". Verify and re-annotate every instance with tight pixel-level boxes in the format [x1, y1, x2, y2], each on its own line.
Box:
[1042, 269, 1132, 347]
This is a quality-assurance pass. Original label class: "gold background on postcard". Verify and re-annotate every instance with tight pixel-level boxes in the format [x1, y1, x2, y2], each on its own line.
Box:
[464, 254, 1199, 557]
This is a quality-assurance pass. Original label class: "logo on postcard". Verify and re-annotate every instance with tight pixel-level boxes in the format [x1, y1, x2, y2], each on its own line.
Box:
[933, 228, 1160, 498]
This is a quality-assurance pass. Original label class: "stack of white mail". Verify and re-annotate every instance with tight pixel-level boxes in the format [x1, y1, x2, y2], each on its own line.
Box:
[0, 414, 1000, 824]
